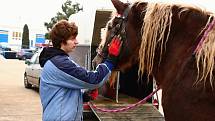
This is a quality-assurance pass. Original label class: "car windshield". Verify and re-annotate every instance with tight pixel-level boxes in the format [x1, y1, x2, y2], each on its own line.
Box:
[26, 50, 32, 52]
[30, 53, 38, 63]
[24, 49, 33, 52]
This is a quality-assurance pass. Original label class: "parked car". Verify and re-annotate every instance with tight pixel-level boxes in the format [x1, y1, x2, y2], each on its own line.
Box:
[0, 46, 11, 52]
[24, 50, 42, 89]
[0, 46, 17, 59]
[16, 49, 35, 60]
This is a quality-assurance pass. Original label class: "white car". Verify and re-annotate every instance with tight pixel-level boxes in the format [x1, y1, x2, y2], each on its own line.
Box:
[24, 49, 42, 89]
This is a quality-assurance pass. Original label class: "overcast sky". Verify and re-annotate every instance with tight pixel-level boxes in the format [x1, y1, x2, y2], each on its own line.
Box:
[0, 0, 215, 33]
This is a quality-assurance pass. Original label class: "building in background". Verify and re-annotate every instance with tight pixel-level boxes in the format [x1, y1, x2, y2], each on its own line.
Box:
[0, 30, 9, 43]
[0, 25, 45, 51]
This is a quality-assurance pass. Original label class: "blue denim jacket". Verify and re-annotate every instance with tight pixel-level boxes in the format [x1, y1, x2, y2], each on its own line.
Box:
[40, 55, 111, 121]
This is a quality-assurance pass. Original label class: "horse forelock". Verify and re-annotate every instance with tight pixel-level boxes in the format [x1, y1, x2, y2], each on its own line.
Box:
[138, 2, 215, 88]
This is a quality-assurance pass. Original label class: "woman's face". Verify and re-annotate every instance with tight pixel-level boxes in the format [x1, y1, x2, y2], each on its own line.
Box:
[60, 35, 79, 53]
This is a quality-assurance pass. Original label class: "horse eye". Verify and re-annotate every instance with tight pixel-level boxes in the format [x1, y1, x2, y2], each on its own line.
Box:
[115, 24, 121, 30]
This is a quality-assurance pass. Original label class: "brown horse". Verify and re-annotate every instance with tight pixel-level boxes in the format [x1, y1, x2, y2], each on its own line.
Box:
[92, 0, 215, 121]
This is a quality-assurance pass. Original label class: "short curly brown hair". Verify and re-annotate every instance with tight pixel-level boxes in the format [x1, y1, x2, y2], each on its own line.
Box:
[50, 20, 78, 48]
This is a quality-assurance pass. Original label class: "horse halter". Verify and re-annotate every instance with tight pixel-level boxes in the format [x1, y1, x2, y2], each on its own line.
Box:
[97, 4, 131, 60]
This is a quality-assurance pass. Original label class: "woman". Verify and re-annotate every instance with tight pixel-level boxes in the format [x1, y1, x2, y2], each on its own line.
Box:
[39, 20, 121, 121]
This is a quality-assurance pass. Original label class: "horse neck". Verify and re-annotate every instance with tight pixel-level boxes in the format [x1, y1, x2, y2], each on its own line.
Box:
[152, 6, 210, 87]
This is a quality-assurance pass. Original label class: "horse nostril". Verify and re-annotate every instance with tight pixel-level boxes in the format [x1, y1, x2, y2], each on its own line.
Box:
[92, 54, 104, 70]
[92, 59, 99, 70]
[92, 61, 96, 70]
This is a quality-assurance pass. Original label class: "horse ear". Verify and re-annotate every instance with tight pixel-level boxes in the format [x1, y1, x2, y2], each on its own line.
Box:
[111, 0, 127, 15]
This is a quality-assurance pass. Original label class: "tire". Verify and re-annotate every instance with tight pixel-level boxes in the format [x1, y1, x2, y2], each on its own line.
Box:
[24, 73, 32, 89]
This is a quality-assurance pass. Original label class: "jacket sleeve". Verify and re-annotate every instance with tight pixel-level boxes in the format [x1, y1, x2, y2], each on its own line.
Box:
[41, 56, 111, 89]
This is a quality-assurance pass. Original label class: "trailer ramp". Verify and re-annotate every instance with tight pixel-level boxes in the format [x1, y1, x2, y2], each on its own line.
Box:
[89, 94, 165, 121]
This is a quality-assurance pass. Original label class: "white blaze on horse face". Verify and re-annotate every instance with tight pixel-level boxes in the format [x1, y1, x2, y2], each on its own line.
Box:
[98, 15, 115, 51]
[99, 28, 107, 50]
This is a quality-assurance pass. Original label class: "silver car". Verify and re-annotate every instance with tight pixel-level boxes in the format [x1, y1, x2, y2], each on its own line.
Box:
[24, 50, 42, 89]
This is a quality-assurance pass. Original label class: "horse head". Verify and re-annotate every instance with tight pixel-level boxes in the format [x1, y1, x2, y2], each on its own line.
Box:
[92, 0, 147, 72]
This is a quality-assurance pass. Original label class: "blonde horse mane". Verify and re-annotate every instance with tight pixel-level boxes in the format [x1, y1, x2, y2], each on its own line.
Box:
[195, 16, 215, 88]
[139, 2, 215, 88]
[139, 3, 173, 76]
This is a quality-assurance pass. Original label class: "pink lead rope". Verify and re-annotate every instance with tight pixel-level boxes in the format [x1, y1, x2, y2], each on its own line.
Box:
[194, 19, 215, 54]
[88, 87, 160, 113]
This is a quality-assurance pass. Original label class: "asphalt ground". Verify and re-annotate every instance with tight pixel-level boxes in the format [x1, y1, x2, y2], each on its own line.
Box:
[0, 59, 42, 121]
